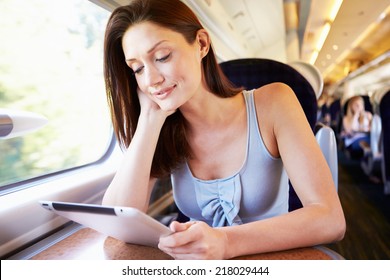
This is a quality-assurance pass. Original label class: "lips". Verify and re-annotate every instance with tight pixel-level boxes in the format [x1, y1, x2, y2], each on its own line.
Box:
[149, 84, 176, 99]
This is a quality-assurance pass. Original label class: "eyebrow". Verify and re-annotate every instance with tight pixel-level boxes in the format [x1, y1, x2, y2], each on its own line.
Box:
[125, 40, 168, 62]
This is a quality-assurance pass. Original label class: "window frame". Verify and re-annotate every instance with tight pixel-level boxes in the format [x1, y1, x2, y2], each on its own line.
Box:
[0, 140, 123, 258]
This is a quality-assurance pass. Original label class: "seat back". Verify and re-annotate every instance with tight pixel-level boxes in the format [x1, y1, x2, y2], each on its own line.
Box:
[363, 95, 373, 114]
[371, 86, 390, 115]
[315, 123, 338, 190]
[370, 114, 382, 158]
[360, 113, 383, 176]
[379, 89, 390, 194]
[288, 61, 324, 100]
[329, 99, 341, 134]
[219, 58, 318, 211]
[219, 58, 318, 130]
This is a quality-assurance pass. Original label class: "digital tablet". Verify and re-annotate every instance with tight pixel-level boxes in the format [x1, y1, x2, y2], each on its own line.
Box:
[39, 201, 172, 247]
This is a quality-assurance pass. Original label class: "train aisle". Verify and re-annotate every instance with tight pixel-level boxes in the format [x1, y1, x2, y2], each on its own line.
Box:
[325, 152, 390, 259]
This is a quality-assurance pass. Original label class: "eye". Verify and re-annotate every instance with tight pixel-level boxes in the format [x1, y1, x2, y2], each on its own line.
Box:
[156, 53, 171, 62]
[133, 65, 144, 75]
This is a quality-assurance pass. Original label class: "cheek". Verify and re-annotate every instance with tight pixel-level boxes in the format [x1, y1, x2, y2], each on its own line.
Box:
[180, 55, 203, 82]
[134, 76, 147, 93]
[168, 60, 201, 85]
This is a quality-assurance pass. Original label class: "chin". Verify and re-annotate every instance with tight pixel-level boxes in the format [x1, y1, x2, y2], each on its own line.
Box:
[159, 103, 179, 113]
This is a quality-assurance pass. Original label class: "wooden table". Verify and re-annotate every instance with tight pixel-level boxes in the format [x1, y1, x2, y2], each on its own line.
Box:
[30, 227, 342, 260]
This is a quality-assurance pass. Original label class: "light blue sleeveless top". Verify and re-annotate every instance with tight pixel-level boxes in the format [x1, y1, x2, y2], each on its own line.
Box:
[171, 90, 288, 227]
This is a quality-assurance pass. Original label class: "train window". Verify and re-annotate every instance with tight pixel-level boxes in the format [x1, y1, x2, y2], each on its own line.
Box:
[0, 0, 112, 189]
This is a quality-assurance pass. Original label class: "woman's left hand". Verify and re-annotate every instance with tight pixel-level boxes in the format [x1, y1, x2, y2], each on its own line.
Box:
[158, 221, 228, 260]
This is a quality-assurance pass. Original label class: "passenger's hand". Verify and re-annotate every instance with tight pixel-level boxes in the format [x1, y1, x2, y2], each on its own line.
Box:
[137, 87, 176, 121]
[158, 221, 228, 260]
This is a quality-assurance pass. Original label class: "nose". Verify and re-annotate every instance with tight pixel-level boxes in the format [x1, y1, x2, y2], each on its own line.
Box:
[144, 64, 164, 89]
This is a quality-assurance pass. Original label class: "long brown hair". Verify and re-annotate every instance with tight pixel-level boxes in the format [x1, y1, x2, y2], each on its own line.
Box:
[104, 0, 241, 177]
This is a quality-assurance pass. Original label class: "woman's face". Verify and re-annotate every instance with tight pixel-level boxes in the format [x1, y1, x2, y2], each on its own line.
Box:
[351, 98, 364, 114]
[122, 21, 208, 112]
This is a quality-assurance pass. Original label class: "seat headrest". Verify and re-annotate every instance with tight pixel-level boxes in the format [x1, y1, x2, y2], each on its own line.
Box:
[371, 86, 390, 114]
[219, 58, 318, 130]
[288, 61, 324, 100]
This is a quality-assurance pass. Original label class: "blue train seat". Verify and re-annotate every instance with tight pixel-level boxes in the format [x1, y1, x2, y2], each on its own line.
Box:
[379, 88, 390, 194]
[219, 58, 318, 130]
[315, 122, 338, 190]
[360, 107, 382, 178]
[329, 99, 341, 134]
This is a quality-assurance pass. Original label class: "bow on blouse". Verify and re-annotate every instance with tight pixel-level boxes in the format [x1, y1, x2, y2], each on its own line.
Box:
[194, 173, 243, 227]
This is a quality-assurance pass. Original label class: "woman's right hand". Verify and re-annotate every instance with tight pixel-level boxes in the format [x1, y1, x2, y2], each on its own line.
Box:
[137, 87, 176, 122]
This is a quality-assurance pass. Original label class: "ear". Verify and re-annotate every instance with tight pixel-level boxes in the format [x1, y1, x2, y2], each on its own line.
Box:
[196, 29, 210, 59]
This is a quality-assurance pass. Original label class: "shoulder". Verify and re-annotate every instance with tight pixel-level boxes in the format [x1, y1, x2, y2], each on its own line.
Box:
[250, 82, 302, 157]
[254, 82, 295, 99]
[253, 82, 299, 113]
[254, 82, 293, 95]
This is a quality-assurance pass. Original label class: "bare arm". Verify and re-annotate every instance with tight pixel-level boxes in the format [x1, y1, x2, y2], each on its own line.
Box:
[101, 114, 161, 211]
[102, 89, 175, 212]
[222, 83, 345, 258]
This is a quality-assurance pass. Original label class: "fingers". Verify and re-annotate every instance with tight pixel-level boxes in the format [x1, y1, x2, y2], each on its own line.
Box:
[159, 221, 204, 251]
[161, 221, 198, 248]
[158, 221, 227, 260]
[169, 221, 196, 232]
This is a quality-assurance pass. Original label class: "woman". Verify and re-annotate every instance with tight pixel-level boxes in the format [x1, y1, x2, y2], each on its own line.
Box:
[102, 0, 345, 259]
[342, 96, 372, 157]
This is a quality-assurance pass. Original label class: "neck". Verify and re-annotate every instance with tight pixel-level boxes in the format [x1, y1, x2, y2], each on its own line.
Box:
[179, 90, 244, 133]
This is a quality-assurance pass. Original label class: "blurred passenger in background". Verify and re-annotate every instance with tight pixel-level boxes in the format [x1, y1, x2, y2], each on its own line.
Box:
[342, 96, 372, 158]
